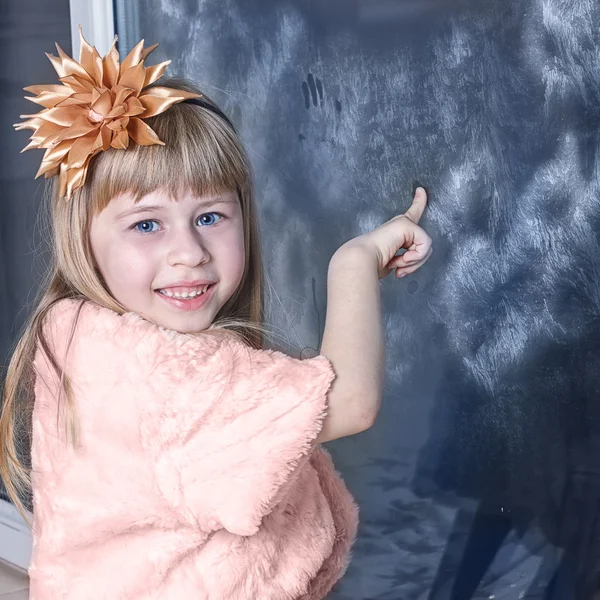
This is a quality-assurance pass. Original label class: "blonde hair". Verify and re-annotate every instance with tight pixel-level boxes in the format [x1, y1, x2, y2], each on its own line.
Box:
[0, 79, 264, 524]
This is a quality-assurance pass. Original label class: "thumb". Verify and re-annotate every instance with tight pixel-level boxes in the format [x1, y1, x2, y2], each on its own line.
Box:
[404, 187, 428, 224]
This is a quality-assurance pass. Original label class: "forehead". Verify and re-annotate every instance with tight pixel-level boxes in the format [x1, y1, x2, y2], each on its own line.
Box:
[98, 188, 239, 217]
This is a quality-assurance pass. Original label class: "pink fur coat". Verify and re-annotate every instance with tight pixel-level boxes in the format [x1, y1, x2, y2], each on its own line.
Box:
[28, 300, 358, 599]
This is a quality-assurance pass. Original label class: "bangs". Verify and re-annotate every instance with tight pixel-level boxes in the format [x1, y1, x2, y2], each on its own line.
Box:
[86, 100, 250, 213]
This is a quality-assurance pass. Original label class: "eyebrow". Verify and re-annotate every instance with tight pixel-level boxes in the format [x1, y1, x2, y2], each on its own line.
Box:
[114, 196, 237, 220]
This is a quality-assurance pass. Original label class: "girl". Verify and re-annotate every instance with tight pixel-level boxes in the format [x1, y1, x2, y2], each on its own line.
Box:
[1, 31, 432, 599]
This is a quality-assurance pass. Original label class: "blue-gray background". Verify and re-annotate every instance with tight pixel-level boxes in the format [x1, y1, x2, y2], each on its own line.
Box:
[118, 1, 600, 597]
[3, 0, 600, 598]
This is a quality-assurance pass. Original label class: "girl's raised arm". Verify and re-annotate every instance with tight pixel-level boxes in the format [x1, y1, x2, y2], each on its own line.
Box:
[318, 188, 432, 443]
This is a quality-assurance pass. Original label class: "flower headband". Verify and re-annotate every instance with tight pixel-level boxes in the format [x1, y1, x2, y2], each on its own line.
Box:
[13, 27, 202, 200]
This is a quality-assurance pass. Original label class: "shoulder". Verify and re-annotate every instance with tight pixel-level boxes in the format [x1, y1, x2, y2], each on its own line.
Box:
[44, 298, 120, 340]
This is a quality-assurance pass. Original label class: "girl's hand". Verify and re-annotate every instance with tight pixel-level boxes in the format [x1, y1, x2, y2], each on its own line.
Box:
[341, 187, 432, 280]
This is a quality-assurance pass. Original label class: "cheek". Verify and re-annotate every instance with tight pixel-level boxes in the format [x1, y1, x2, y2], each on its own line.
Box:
[94, 237, 156, 292]
[226, 229, 246, 285]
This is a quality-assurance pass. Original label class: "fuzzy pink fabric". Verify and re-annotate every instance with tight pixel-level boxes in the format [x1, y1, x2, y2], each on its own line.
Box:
[28, 300, 358, 599]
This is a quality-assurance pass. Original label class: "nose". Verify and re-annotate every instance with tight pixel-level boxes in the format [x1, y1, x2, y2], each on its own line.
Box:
[166, 225, 210, 267]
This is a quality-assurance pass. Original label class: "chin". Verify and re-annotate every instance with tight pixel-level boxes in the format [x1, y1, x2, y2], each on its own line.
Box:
[166, 317, 213, 334]
[177, 323, 212, 335]
[139, 310, 212, 334]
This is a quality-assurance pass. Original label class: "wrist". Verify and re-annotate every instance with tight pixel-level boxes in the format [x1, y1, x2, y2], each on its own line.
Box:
[330, 240, 379, 274]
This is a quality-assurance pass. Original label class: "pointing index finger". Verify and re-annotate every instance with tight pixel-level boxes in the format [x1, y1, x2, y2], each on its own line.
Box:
[404, 187, 428, 224]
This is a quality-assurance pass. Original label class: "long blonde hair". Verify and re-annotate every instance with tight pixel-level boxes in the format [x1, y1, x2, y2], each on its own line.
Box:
[0, 79, 264, 525]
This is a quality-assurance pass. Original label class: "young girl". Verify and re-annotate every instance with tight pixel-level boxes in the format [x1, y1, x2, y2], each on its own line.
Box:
[1, 31, 432, 599]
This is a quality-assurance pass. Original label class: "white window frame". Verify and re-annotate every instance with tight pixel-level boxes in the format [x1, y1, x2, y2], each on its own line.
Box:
[0, 0, 115, 572]
[0, 499, 31, 571]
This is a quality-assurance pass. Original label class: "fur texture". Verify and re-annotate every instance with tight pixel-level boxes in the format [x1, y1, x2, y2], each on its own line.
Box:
[28, 300, 358, 599]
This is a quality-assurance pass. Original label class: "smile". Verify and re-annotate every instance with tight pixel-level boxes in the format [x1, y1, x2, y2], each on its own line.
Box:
[157, 284, 210, 299]
[154, 283, 216, 312]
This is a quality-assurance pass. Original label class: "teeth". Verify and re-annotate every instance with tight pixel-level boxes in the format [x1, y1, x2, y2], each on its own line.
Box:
[159, 285, 210, 299]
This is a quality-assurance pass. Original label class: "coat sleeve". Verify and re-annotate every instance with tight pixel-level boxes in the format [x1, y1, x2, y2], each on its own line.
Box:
[140, 331, 335, 536]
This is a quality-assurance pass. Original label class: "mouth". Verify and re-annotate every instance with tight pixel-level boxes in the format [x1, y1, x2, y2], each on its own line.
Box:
[156, 283, 212, 299]
[154, 283, 216, 311]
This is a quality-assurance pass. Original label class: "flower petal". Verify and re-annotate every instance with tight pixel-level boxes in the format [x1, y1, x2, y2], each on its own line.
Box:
[78, 25, 103, 87]
[118, 62, 146, 95]
[24, 86, 73, 108]
[66, 132, 100, 168]
[124, 96, 145, 117]
[143, 60, 170, 87]
[111, 85, 135, 107]
[13, 117, 45, 132]
[24, 94, 66, 109]
[138, 88, 202, 117]
[138, 93, 184, 118]
[140, 86, 201, 100]
[55, 43, 94, 84]
[107, 116, 129, 131]
[36, 151, 66, 177]
[35, 158, 62, 178]
[100, 125, 113, 150]
[106, 104, 127, 119]
[43, 166, 60, 179]
[24, 84, 69, 96]
[28, 120, 64, 146]
[21, 138, 44, 153]
[140, 43, 159, 61]
[91, 88, 102, 104]
[59, 75, 94, 93]
[56, 96, 90, 107]
[127, 118, 164, 146]
[45, 52, 66, 79]
[110, 129, 130, 150]
[41, 125, 77, 149]
[59, 162, 68, 198]
[71, 92, 94, 103]
[102, 37, 120, 89]
[120, 39, 144, 74]
[57, 115, 100, 141]
[31, 105, 87, 126]
[91, 89, 113, 117]
[42, 139, 74, 164]
[64, 161, 90, 199]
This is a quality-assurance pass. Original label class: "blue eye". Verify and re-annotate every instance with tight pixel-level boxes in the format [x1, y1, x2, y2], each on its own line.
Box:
[197, 213, 223, 227]
[133, 220, 160, 233]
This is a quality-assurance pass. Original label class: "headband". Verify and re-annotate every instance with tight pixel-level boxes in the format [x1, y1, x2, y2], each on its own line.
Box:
[184, 97, 236, 132]
[13, 27, 232, 200]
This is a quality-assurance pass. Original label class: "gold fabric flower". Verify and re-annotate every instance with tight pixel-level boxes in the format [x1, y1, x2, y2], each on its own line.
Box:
[14, 26, 201, 200]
